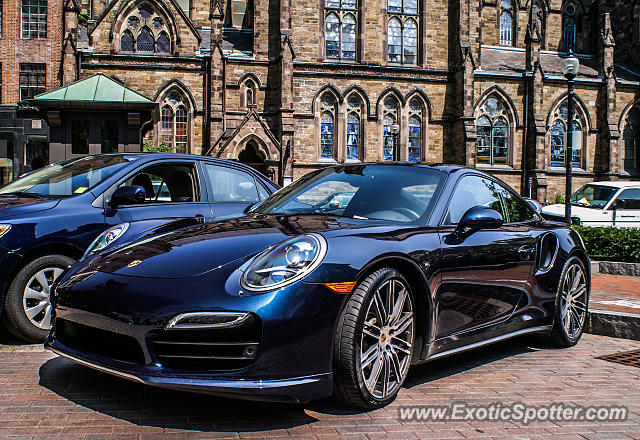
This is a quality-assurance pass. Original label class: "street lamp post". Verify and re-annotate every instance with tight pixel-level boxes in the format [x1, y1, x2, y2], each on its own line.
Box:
[391, 123, 400, 161]
[561, 51, 580, 224]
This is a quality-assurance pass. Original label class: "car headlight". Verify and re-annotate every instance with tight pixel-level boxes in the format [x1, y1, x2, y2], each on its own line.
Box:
[83, 223, 130, 259]
[0, 224, 11, 239]
[241, 234, 327, 291]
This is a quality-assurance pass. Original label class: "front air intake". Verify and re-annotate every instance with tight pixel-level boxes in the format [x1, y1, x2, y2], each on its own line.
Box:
[537, 232, 559, 273]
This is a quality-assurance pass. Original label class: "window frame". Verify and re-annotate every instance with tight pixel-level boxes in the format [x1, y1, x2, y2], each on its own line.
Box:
[202, 162, 262, 204]
[19, 62, 46, 100]
[323, 0, 358, 62]
[21, 0, 47, 39]
[386, 0, 420, 66]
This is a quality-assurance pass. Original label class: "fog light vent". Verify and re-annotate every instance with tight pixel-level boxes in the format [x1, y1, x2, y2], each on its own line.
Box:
[165, 312, 250, 330]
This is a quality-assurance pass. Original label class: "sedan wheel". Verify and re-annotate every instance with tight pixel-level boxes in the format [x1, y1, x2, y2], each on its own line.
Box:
[3, 255, 74, 342]
[334, 268, 415, 408]
[549, 256, 589, 347]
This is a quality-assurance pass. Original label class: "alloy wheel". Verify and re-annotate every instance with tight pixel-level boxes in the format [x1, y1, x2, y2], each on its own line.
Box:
[360, 278, 414, 400]
[560, 263, 587, 340]
[22, 267, 63, 330]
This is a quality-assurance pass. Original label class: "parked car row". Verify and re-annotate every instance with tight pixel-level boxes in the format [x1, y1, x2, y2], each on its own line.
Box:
[1, 156, 594, 408]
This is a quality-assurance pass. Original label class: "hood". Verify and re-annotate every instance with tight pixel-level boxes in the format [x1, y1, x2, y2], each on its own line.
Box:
[542, 203, 602, 217]
[0, 195, 61, 219]
[90, 214, 391, 279]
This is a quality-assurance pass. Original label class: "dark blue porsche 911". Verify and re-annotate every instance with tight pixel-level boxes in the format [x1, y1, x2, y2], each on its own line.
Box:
[46, 164, 590, 408]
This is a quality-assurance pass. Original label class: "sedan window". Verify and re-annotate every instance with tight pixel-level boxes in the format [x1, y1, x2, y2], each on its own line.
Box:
[571, 184, 617, 209]
[204, 165, 260, 202]
[121, 164, 198, 203]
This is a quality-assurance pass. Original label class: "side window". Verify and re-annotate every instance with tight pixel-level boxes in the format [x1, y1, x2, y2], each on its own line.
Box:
[445, 175, 503, 225]
[257, 184, 270, 201]
[204, 165, 260, 202]
[121, 163, 198, 203]
[497, 185, 535, 223]
[617, 188, 640, 209]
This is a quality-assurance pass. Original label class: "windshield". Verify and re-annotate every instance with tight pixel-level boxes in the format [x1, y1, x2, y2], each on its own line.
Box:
[255, 165, 446, 223]
[570, 184, 618, 209]
[0, 155, 132, 198]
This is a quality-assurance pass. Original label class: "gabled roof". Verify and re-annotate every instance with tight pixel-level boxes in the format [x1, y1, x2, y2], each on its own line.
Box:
[29, 73, 156, 110]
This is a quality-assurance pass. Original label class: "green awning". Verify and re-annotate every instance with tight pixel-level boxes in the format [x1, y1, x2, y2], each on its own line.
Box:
[28, 73, 156, 110]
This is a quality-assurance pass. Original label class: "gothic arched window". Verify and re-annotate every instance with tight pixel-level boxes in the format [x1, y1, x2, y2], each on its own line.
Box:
[498, 0, 515, 46]
[622, 105, 640, 173]
[382, 97, 399, 161]
[324, 0, 358, 61]
[346, 95, 363, 160]
[563, 2, 577, 51]
[320, 93, 337, 159]
[158, 90, 191, 154]
[117, 3, 173, 54]
[549, 100, 584, 168]
[408, 98, 425, 162]
[475, 96, 510, 165]
[387, 0, 419, 65]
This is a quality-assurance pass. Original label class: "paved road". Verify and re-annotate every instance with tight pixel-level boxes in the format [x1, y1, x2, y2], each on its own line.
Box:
[591, 274, 640, 316]
[1, 332, 639, 440]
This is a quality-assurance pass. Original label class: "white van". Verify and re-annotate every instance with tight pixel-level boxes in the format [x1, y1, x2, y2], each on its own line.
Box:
[542, 181, 640, 227]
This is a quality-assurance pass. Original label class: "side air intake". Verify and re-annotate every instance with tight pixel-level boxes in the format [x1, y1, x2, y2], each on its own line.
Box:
[537, 232, 559, 273]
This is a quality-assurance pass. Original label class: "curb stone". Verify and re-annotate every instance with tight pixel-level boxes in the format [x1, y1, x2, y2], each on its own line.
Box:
[586, 309, 640, 341]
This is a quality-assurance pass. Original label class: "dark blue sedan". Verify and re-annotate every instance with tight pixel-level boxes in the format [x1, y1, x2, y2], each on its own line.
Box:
[0, 154, 278, 342]
[47, 164, 590, 408]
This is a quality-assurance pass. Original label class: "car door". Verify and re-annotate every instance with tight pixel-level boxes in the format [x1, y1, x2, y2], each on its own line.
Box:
[104, 160, 212, 226]
[612, 188, 640, 228]
[434, 174, 537, 344]
[201, 162, 264, 221]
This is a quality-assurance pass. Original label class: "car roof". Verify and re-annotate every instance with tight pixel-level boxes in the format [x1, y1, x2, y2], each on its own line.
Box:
[582, 181, 640, 189]
[323, 162, 467, 174]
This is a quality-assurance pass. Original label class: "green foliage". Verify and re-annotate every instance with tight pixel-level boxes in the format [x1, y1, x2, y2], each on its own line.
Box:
[554, 193, 565, 204]
[78, 11, 90, 27]
[143, 138, 175, 153]
[574, 226, 640, 263]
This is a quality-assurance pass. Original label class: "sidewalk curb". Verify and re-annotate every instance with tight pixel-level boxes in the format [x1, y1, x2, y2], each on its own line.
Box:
[586, 309, 640, 341]
[591, 260, 640, 277]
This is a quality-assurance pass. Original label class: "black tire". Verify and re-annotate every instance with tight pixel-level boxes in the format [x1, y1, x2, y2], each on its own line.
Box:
[3, 255, 74, 343]
[333, 267, 415, 409]
[548, 256, 589, 347]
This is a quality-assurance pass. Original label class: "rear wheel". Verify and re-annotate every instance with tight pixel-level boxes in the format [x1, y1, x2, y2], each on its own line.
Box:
[549, 256, 589, 347]
[333, 268, 415, 408]
[3, 255, 74, 343]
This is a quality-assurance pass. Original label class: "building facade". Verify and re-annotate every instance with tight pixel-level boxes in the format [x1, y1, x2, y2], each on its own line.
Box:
[2, 0, 640, 201]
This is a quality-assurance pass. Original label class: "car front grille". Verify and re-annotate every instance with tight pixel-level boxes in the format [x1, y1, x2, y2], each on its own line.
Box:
[149, 314, 261, 372]
[54, 318, 146, 365]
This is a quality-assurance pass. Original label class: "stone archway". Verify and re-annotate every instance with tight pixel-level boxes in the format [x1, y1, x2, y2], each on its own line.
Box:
[237, 138, 276, 180]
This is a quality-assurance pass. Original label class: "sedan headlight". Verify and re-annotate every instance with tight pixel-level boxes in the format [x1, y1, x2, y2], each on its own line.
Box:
[241, 234, 327, 291]
[0, 224, 11, 239]
[83, 223, 130, 258]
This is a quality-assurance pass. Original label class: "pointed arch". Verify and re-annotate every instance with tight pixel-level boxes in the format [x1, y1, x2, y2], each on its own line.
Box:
[376, 86, 406, 116]
[545, 92, 591, 132]
[154, 78, 198, 112]
[311, 84, 343, 114]
[474, 85, 519, 127]
[237, 72, 263, 89]
[405, 88, 433, 122]
[474, 90, 516, 166]
[111, 0, 180, 54]
[546, 93, 590, 169]
[234, 134, 272, 161]
[342, 85, 371, 118]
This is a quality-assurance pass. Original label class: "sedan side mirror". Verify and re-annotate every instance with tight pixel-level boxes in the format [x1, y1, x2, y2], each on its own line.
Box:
[111, 185, 146, 208]
[456, 206, 504, 234]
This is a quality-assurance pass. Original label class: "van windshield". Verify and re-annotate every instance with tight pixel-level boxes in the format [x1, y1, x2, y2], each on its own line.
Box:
[570, 184, 618, 209]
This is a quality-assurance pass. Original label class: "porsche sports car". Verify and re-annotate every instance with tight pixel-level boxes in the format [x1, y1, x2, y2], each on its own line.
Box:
[46, 164, 590, 408]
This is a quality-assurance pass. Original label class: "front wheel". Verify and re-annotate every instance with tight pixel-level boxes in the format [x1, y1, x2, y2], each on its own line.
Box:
[3, 255, 74, 342]
[333, 268, 415, 408]
[549, 256, 589, 347]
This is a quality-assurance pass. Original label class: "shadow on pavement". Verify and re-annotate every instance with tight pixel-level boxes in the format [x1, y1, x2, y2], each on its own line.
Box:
[38, 335, 554, 430]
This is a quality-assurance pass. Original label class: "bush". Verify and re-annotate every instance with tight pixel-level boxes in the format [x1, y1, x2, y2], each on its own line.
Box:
[143, 138, 175, 153]
[573, 226, 640, 263]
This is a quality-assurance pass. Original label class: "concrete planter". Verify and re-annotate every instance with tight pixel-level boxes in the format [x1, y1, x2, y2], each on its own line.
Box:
[591, 260, 640, 277]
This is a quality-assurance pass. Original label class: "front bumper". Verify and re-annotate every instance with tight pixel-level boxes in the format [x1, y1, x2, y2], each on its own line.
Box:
[45, 342, 332, 402]
[46, 267, 344, 403]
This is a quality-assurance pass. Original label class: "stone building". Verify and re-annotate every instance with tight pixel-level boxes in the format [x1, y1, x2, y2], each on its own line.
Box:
[2, 0, 640, 200]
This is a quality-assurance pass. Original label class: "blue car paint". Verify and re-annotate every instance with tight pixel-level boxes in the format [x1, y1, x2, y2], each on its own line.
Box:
[46, 165, 590, 403]
[0, 154, 278, 316]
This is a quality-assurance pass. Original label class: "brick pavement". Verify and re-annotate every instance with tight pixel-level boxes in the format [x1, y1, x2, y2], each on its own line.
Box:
[1, 331, 640, 440]
[591, 274, 640, 316]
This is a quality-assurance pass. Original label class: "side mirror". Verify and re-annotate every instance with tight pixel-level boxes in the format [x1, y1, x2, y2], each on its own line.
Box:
[456, 206, 504, 233]
[110, 185, 146, 208]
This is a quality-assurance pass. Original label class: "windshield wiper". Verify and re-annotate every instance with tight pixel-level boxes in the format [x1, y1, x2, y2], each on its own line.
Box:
[0, 192, 45, 198]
